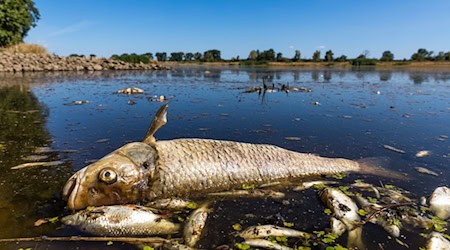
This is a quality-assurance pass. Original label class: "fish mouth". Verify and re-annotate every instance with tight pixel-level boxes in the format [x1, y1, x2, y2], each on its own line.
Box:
[62, 167, 88, 210]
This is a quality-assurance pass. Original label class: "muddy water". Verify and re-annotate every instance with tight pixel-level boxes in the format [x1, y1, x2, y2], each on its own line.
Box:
[0, 67, 449, 249]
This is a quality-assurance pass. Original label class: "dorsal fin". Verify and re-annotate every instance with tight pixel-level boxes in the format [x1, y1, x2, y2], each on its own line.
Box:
[143, 103, 168, 144]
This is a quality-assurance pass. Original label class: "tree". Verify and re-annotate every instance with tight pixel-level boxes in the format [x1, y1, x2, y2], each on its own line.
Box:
[193, 52, 202, 61]
[411, 48, 433, 61]
[257, 49, 275, 61]
[434, 51, 446, 61]
[155, 52, 167, 61]
[203, 49, 221, 62]
[248, 50, 257, 60]
[184, 52, 194, 61]
[312, 50, 321, 62]
[335, 55, 347, 62]
[143, 52, 153, 60]
[380, 51, 394, 61]
[324, 50, 334, 62]
[0, 0, 40, 47]
[170, 52, 184, 62]
[293, 50, 301, 61]
[276, 52, 283, 62]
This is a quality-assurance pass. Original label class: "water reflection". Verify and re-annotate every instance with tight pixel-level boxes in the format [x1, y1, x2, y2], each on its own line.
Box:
[0, 67, 449, 249]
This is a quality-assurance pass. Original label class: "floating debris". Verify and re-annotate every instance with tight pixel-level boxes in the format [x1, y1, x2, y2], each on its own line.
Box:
[62, 205, 180, 236]
[416, 150, 431, 157]
[33, 146, 53, 154]
[251, 129, 274, 134]
[22, 155, 48, 161]
[415, 167, 439, 176]
[383, 145, 406, 154]
[150, 95, 168, 102]
[64, 100, 90, 105]
[117, 87, 144, 95]
[127, 100, 137, 105]
[11, 160, 64, 170]
[284, 137, 301, 141]
[429, 186, 450, 220]
[239, 225, 310, 239]
[311, 101, 321, 106]
[96, 139, 110, 143]
[338, 115, 352, 119]
[436, 135, 448, 142]
[198, 128, 210, 131]
[293, 180, 337, 191]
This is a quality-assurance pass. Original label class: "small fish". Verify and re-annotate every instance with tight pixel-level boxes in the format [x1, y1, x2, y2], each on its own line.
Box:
[355, 197, 400, 238]
[238, 225, 310, 239]
[416, 150, 431, 157]
[415, 167, 439, 176]
[11, 160, 64, 170]
[429, 186, 450, 220]
[351, 182, 381, 198]
[183, 204, 209, 247]
[293, 180, 337, 191]
[427, 232, 450, 250]
[62, 205, 180, 236]
[383, 145, 405, 154]
[242, 239, 293, 250]
[208, 189, 285, 199]
[117, 87, 144, 94]
[320, 188, 365, 250]
[146, 198, 195, 211]
[284, 137, 301, 141]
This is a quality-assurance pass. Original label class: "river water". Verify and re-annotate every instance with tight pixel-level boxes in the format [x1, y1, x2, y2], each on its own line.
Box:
[0, 67, 449, 249]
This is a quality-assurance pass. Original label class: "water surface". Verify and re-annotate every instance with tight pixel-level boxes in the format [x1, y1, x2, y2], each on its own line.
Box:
[0, 67, 449, 249]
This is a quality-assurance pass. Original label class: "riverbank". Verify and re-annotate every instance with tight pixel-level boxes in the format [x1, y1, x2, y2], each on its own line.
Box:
[164, 60, 450, 69]
[0, 52, 170, 72]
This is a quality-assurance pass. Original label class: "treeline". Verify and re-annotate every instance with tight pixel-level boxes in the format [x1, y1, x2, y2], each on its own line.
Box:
[108, 48, 450, 65]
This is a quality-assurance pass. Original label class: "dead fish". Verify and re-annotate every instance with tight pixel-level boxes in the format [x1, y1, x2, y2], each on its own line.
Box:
[356, 196, 400, 238]
[146, 198, 195, 211]
[429, 186, 450, 220]
[383, 145, 405, 154]
[62, 103, 407, 210]
[351, 182, 381, 198]
[162, 241, 194, 250]
[293, 180, 338, 191]
[117, 87, 144, 95]
[61, 205, 180, 236]
[238, 225, 310, 239]
[183, 204, 209, 247]
[21, 155, 49, 161]
[427, 232, 450, 250]
[284, 137, 301, 141]
[243, 239, 293, 250]
[416, 150, 431, 157]
[208, 189, 285, 199]
[11, 160, 64, 170]
[330, 217, 346, 237]
[320, 188, 365, 250]
[415, 167, 439, 176]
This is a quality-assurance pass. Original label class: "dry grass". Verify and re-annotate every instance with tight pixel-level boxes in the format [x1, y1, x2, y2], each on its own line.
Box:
[1, 43, 48, 54]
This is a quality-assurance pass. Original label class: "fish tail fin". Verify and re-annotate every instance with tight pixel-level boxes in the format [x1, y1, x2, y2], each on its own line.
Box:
[357, 157, 409, 180]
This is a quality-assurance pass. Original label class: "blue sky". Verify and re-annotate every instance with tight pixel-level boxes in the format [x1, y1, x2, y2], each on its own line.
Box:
[26, 1, 450, 60]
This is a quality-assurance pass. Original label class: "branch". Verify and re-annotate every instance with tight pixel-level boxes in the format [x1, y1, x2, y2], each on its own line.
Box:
[354, 202, 414, 228]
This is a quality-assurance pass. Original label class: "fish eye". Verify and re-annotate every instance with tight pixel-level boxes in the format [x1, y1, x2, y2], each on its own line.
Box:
[98, 168, 117, 184]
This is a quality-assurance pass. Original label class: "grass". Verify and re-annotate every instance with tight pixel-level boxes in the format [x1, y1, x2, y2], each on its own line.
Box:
[1, 43, 48, 54]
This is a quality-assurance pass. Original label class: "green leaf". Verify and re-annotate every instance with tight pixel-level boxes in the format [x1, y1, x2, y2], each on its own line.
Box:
[283, 221, 294, 227]
[324, 208, 332, 215]
[325, 246, 335, 250]
[186, 201, 198, 209]
[420, 206, 430, 213]
[143, 246, 155, 250]
[338, 186, 350, 192]
[384, 184, 395, 189]
[395, 238, 409, 248]
[275, 236, 288, 242]
[48, 217, 58, 223]
[242, 183, 255, 190]
[443, 234, 450, 241]
[354, 179, 363, 183]
[235, 243, 250, 250]
[367, 197, 378, 203]
[329, 173, 346, 180]
[298, 247, 312, 250]
[357, 209, 368, 216]
[106, 241, 113, 246]
[313, 183, 326, 189]
[232, 223, 242, 231]
[334, 244, 348, 250]
[419, 233, 428, 238]
[313, 231, 325, 237]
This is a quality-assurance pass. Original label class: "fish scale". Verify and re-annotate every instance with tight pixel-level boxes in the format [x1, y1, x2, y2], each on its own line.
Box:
[146, 138, 359, 200]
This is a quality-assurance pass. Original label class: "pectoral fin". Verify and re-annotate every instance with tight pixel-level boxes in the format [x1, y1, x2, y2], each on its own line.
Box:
[143, 103, 168, 144]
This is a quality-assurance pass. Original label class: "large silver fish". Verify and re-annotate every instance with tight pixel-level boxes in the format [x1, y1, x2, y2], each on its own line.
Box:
[63, 104, 406, 210]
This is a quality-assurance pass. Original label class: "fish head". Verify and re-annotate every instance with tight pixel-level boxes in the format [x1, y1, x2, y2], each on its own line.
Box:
[63, 142, 157, 210]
